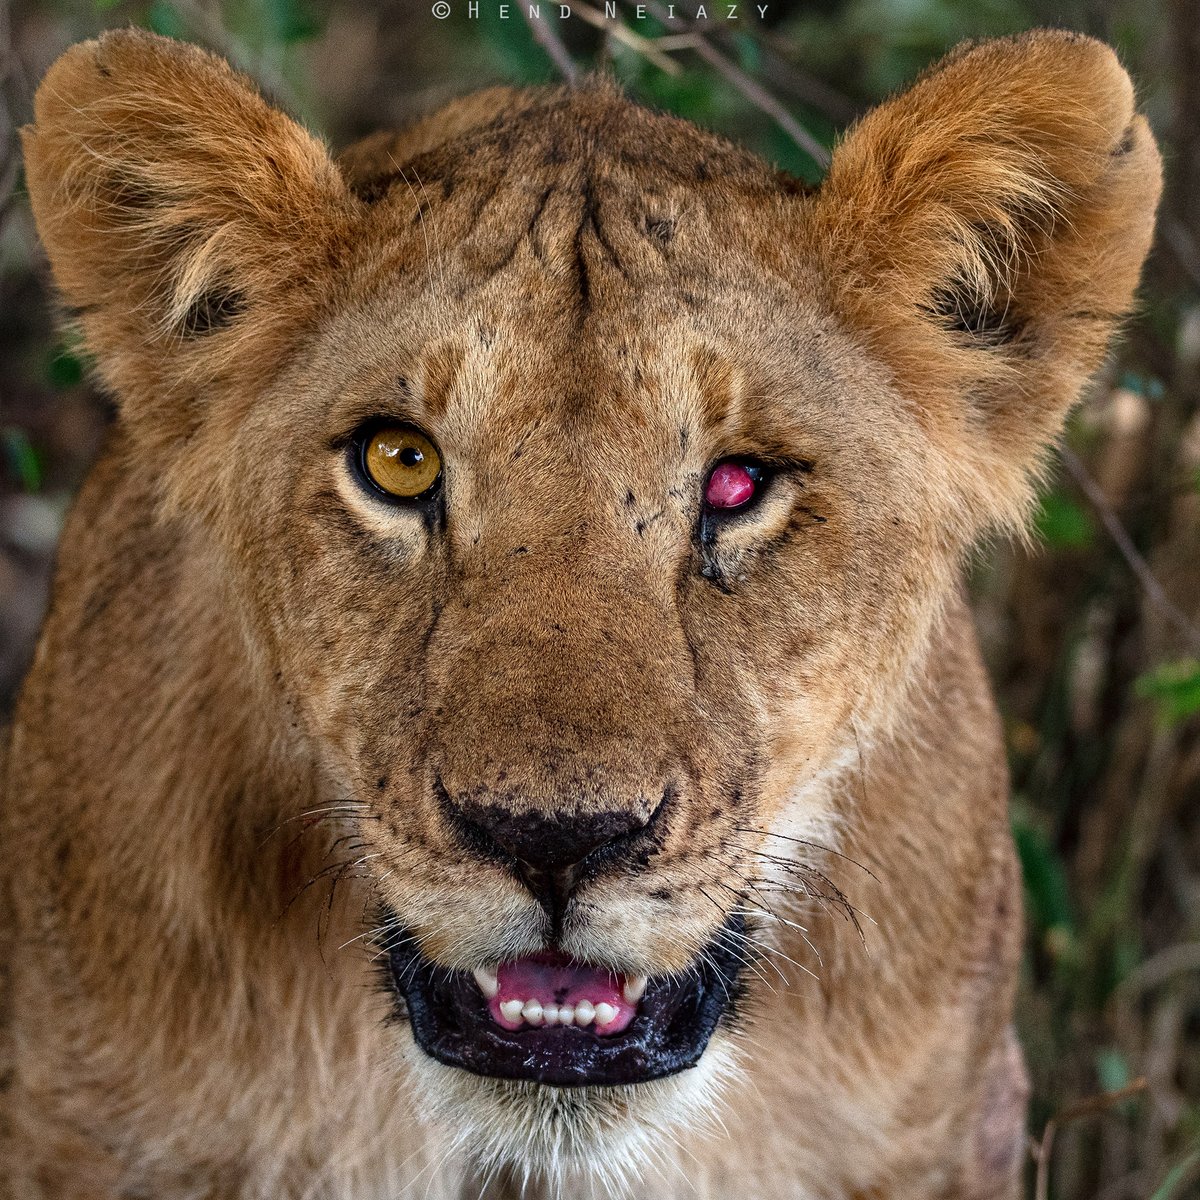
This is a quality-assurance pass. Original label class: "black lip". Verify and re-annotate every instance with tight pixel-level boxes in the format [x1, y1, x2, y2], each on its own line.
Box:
[386, 913, 746, 1088]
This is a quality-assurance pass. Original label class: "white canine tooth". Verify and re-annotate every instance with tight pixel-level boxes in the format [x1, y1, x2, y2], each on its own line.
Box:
[473, 967, 499, 999]
[521, 1001, 544, 1026]
[542, 1005, 560, 1026]
[574, 1000, 595, 1026]
[499, 999, 524, 1023]
[594, 1002, 618, 1027]
[558, 1006, 575, 1025]
[623, 975, 648, 1005]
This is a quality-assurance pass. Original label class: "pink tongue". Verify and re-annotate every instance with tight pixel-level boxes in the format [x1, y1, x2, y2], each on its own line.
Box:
[491, 952, 635, 1035]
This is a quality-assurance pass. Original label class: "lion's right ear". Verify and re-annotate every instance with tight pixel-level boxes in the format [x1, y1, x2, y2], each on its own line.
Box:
[22, 30, 355, 441]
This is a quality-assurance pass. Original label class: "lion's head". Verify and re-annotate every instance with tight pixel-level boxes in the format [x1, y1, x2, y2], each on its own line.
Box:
[21, 28, 1158, 1188]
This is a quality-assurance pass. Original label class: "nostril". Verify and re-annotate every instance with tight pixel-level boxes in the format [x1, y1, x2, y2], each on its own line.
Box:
[456, 805, 650, 874]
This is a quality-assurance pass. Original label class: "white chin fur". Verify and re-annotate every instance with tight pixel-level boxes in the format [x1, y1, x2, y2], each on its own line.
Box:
[395, 1030, 743, 1199]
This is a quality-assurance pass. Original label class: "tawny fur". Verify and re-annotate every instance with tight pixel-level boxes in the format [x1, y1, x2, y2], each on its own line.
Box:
[2, 28, 1160, 1200]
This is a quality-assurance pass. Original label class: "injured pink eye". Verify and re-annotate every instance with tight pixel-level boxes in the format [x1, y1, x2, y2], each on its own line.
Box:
[704, 461, 762, 510]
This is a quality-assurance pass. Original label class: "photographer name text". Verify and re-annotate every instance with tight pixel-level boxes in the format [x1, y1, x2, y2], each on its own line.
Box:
[432, 3, 770, 19]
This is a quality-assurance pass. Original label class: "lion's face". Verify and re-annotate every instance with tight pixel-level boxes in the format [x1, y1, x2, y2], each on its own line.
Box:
[22, 29, 1159, 1184]
[198, 112, 965, 1173]
[204, 114, 956, 1166]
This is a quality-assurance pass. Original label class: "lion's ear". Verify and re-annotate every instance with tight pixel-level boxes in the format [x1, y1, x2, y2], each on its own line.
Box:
[22, 30, 355, 442]
[807, 31, 1161, 532]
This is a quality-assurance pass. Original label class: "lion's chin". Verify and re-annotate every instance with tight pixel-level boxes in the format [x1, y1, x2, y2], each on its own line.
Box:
[397, 1030, 744, 1195]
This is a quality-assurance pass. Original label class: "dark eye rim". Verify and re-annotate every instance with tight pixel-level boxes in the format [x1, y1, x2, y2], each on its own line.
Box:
[697, 455, 816, 547]
[701, 457, 770, 517]
[347, 419, 444, 506]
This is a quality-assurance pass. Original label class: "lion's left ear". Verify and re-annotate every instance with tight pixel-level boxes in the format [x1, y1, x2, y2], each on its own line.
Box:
[804, 31, 1161, 532]
[22, 29, 356, 449]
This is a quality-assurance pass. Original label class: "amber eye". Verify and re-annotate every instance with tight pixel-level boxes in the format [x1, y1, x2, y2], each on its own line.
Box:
[359, 424, 442, 500]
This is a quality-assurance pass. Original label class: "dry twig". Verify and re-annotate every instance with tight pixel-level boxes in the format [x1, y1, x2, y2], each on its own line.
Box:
[573, 2, 680, 74]
[523, 8, 580, 84]
[1032, 1079, 1149, 1200]
[754, 29, 858, 122]
[1060, 447, 1200, 654]
[632, 1, 831, 167]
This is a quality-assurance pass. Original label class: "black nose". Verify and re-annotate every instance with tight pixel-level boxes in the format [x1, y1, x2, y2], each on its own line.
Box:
[455, 804, 650, 874]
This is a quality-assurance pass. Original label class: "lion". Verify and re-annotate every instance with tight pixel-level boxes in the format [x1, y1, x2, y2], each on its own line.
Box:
[1, 26, 1159, 1199]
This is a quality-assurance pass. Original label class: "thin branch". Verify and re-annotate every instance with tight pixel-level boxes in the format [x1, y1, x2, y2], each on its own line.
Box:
[1032, 1079, 1148, 1200]
[1162, 216, 1200, 294]
[1060, 446, 1200, 654]
[637, 1, 831, 167]
[523, 9, 580, 84]
[1112, 939, 1200, 1001]
[574, 2, 680, 75]
[753, 30, 858, 123]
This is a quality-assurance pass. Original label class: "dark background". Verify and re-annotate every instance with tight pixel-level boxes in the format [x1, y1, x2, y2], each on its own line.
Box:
[1, 1, 1197, 1195]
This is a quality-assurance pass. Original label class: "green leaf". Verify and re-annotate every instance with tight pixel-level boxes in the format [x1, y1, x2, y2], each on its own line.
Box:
[46, 346, 85, 390]
[2, 427, 43, 493]
[265, 0, 322, 45]
[1149, 1151, 1200, 1200]
[478, 8, 559, 83]
[1012, 810, 1076, 957]
[146, 0, 186, 38]
[1095, 1046, 1130, 1094]
[627, 64, 729, 125]
[1034, 490, 1094, 550]
[731, 31, 762, 74]
[766, 121, 830, 186]
[1136, 660, 1200, 725]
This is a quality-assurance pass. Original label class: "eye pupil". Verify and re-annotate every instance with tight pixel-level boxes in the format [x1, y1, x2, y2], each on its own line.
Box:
[705, 461, 759, 510]
[360, 424, 442, 500]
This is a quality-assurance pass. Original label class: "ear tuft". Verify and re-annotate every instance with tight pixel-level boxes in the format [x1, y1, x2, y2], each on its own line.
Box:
[180, 285, 247, 337]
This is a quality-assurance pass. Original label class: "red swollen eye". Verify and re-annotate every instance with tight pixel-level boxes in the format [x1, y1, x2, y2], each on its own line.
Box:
[704, 461, 761, 510]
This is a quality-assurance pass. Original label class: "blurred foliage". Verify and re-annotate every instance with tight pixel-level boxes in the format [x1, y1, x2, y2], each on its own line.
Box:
[1, 0, 1199, 1197]
[1138, 661, 1200, 727]
[1036, 491, 1097, 552]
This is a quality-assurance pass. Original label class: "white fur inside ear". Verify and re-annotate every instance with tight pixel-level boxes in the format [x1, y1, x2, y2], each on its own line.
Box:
[396, 1029, 744, 1199]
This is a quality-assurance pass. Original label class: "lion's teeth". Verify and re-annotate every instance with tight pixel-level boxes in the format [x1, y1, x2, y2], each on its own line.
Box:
[623, 975, 648, 1005]
[473, 967, 499, 999]
[491, 992, 634, 1029]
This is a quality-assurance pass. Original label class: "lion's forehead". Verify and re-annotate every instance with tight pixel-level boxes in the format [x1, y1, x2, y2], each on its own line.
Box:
[343, 90, 803, 348]
[342, 78, 788, 212]
[357, 171, 783, 344]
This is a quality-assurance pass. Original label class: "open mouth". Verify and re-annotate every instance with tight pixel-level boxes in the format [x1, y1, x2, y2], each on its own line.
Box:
[386, 914, 746, 1087]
